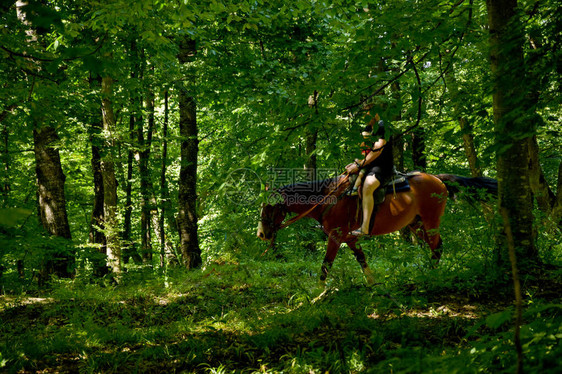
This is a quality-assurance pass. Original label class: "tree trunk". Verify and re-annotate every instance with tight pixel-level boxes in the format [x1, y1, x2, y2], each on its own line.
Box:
[390, 81, 404, 172]
[303, 91, 319, 252]
[137, 88, 152, 263]
[130, 42, 153, 264]
[459, 118, 482, 177]
[412, 128, 426, 171]
[34, 125, 74, 279]
[305, 90, 319, 180]
[177, 37, 202, 269]
[143, 88, 164, 265]
[16, 0, 74, 282]
[1, 117, 9, 201]
[1, 104, 17, 201]
[89, 114, 108, 277]
[33, 126, 72, 238]
[527, 135, 555, 214]
[487, 0, 537, 265]
[122, 37, 142, 265]
[101, 75, 122, 276]
[159, 90, 176, 268]
[524, 33, 561, 227]
[122, 104, 138, 264]
[552, 162, 562, 226]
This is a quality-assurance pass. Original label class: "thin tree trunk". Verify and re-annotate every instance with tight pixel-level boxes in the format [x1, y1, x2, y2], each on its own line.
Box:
[500, 208, 524, 374]
[159, 90, 169, 269]
[142, 88, 161, 264]
[1, 117, 9, 201]
[159, 90, 176, 268]
[487, 0, 537, 266]
[122, 39, 141, 265]
[177, 37, 201, 269]
[89, 113, 108, 277]
[390, 81, 404, 171]
[527, 29, 562, 227]
[459, 118, 482, 177]
[303, 91, 319, 252]
[137, 90, 152, 263]
[412, 128, 426, 171]
[305, 90, 319, 181]
[122, 104, 139, 264]
[1, 104, 17, 201]
[527, 135, 555, 214]
[552, 162, 562, 226]
[131, 43, 152, 264]
[101, 75, 122, 276]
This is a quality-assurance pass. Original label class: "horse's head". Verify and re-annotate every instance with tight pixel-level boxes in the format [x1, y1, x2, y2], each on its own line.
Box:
[257, 203, 286, 241]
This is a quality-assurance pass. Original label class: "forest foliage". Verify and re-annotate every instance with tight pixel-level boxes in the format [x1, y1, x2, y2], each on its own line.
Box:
[1, 0, 562, 373]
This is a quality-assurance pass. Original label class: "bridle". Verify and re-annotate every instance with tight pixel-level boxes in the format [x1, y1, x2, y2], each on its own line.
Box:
[260, 204, 286, 232]
[259, 173, 350, 256]
[278, 173, 350, 229]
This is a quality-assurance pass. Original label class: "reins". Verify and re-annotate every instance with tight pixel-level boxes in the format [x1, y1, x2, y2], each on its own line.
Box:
[278, 173, 350, 229]
[261, 174, 350, 257]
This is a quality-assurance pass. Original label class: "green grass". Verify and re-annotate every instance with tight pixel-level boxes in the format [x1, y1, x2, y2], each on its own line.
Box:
[1, 249, 561, 373]
[1, 206, 562, 373]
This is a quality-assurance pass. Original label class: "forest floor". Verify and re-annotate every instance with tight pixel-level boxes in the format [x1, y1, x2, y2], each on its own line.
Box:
[1, 254, 562, 373]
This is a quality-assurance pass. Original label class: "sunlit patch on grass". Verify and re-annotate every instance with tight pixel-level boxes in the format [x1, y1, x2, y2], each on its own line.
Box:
[1, 252, 561, 373]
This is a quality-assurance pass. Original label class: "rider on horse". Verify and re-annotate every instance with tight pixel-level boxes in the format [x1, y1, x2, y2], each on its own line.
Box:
[345, 113, 394, 236]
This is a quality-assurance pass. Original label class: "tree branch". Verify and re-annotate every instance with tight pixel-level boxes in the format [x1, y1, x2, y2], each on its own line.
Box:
[345, 0, 475, 124]
[1, 36, 106, 63]
[342, 49, 432, 114]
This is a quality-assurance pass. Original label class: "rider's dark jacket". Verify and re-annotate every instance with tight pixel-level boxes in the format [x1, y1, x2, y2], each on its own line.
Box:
[363, 120, 394, 182]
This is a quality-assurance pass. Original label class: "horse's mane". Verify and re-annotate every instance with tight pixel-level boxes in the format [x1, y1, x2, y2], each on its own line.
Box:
[277, 177, 339, 198]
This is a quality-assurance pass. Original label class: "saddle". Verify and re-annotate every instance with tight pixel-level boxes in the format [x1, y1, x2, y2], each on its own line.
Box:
[359, 171, 420, 221]
[369, 171, 417, 202]
[384, 174, 411, 194]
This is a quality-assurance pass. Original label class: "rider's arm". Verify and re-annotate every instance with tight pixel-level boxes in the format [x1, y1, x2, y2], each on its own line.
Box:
[355, 138, 386, 168]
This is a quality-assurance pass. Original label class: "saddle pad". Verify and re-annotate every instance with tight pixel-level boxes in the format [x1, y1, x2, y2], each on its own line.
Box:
[385, 177, 410, 194]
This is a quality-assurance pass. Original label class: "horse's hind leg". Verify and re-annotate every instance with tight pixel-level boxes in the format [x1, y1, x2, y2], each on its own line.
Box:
[409, 216, 442, 262]
[347, 239, 375, 285]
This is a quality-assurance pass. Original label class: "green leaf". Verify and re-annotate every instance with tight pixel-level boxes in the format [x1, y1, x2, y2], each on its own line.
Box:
[485, 309, 513, 329]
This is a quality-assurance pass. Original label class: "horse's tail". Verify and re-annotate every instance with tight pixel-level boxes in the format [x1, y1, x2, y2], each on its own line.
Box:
[434, 174, 498, 202]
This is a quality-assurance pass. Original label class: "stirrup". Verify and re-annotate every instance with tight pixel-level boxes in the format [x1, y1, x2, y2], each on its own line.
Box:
[350, 229, 368, 237]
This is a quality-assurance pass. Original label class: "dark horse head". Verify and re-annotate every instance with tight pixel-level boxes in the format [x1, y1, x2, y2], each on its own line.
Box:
[257, 203, 287, 241]
[256, 177, 341, 241]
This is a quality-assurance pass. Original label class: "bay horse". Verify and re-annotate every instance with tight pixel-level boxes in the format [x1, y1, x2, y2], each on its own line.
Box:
[257, 173, 497, 284]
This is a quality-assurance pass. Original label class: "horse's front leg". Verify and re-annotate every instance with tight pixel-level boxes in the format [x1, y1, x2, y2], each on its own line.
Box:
[320, 233, 342, 283]
[347, 238, 375, 285]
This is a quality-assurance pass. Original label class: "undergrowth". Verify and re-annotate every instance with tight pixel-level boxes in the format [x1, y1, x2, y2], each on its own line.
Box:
[1, 252, 561, 373]
[1, 202, 562, 373]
